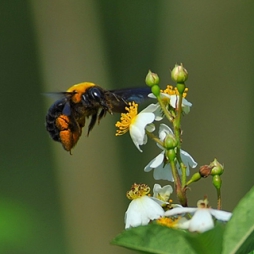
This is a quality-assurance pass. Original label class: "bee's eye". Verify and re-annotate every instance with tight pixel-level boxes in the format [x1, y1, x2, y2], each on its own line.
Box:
[89, 87, 104, 101]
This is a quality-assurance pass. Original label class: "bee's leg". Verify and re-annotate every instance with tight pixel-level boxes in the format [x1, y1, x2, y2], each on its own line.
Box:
[87, 113, 98, 136]
[98, 108, 108, 124]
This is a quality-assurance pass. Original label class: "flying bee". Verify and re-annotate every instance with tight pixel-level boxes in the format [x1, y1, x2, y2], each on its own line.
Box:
[45, 82, 150, 152]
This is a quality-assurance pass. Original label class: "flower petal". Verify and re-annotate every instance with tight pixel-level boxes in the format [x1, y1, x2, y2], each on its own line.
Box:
[169, 95, 192, 114]
[129, 112, 155, 152]
[180, 150, 198, 176]
[153, 164, 174, 181]
[141, 103, 159, 113]
[159, 124, 173, 141]
[153, 184, 173, 202]
[146, 123, 155, 133]
[209, 209, 232, 221]
[164, 207, 197, 217]
[144, 152, 164, 172]
[125, 196, 164, 229]
[129, 124, 146, 152]
[188, 209, 214, 232]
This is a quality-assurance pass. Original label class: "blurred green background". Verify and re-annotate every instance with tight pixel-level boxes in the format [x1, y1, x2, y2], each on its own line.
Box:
[1, 1, 254, 253]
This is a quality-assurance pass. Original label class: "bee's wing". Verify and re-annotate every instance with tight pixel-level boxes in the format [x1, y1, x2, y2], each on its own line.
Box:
[43, 91, 74, 101]
[108, 87, 151, 113]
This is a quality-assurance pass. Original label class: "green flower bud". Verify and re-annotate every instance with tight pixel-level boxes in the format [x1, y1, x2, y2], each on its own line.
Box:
[151, 84, 161, 97]
[171, 64, 188, 83]
[186, 172, 202, 186]
[164, 134, 178, 150]
[212, 175, 222, 190]
[145, 70, 160, 87]
[166, 149, 176, 162]
[210, 159, 224, 176]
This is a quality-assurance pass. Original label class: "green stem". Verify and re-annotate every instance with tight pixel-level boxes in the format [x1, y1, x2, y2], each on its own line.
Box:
[217, 188, 221, 210]
[146, 130, 163, 147]
[176, 148, 187, 187]
[173, 91, 187, 186]
[169, 160, 187, 206]
[173, 92, 183, 143]
[156, 96, 174, 123]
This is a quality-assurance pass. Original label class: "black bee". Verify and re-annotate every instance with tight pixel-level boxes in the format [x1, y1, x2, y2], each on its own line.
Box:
[45, 82, 150, 152]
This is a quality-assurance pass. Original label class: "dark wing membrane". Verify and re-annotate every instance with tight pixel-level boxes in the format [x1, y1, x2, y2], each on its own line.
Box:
[43, 91, 74, 101]
[108, 87, 151, 113]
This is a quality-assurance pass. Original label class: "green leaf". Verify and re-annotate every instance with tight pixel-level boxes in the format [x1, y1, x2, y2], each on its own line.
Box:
[185, 223, 225, 254]
[111, 224, 196, 254]
[222, 186, 254, 254]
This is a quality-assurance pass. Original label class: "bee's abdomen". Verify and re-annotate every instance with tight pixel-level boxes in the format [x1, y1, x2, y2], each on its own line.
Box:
[45, 98, 66, 142]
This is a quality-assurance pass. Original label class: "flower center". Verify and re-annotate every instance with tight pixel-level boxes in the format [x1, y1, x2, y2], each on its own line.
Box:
[126, 183, 150, 200]
[162, 85, 188, 98]
[115, 102, 138, 136]
[197, 197, 210, 208]
[156, 217, 181, 228]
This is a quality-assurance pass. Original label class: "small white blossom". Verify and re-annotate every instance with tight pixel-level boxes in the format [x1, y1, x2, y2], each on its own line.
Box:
[164, 202, 232, 233]
[125, 183, 164, 229]
[148, 86, 192, 116]
[116, 102, 155, 152]
[144, 124, 197, 181]
[150, 184, 173, 206]
[125, 195, 164, 229]
[153, 184, 173, 202]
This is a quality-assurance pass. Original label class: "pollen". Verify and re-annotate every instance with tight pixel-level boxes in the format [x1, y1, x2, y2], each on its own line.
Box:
[162, 85, 188, 98]
[156, 217, 181, 228]
[126, 183, 150, 200]
[115, 102, 138, 136]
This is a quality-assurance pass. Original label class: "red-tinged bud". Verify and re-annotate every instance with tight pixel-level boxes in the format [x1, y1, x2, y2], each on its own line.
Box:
[171, 64, 188, 84]
[199, 165, 213, 178]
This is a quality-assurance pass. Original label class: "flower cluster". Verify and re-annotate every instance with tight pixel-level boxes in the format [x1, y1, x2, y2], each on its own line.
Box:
[125, 184, 232, 232]
[115, 68, 196, 183]
[115, 65, 231, 236]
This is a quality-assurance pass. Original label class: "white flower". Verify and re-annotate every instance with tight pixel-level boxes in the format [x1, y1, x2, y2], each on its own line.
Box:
[125, 195, 164, 229]
[164, 202, 232, 233]
[115, 102, 155, 152]
[144, 124, 197, 181]
[153, 184, 173, 203]
[150, 184, 173, 206]
[148, 85, 192, 116]
[125, 183, 164, 229]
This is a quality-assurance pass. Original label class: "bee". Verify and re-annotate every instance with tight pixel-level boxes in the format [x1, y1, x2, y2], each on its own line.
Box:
[45, 82, 150, 152]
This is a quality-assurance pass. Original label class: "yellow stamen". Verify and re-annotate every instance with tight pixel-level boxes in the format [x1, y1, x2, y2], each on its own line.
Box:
[162, 85, 188, 98]
[157, 217, 181, 228]
[126, 183, 150, 200]
[115, 102, 138, 136]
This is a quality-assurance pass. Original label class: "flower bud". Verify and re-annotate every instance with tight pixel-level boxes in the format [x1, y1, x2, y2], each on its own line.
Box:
[164, 134, 178, 150]
[199, 165, 213, 178]
[185, 172, 202, 186]
[145, 70, 160, 87]
[210, 159, 224, 176]
[171, 64, 188, 83]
